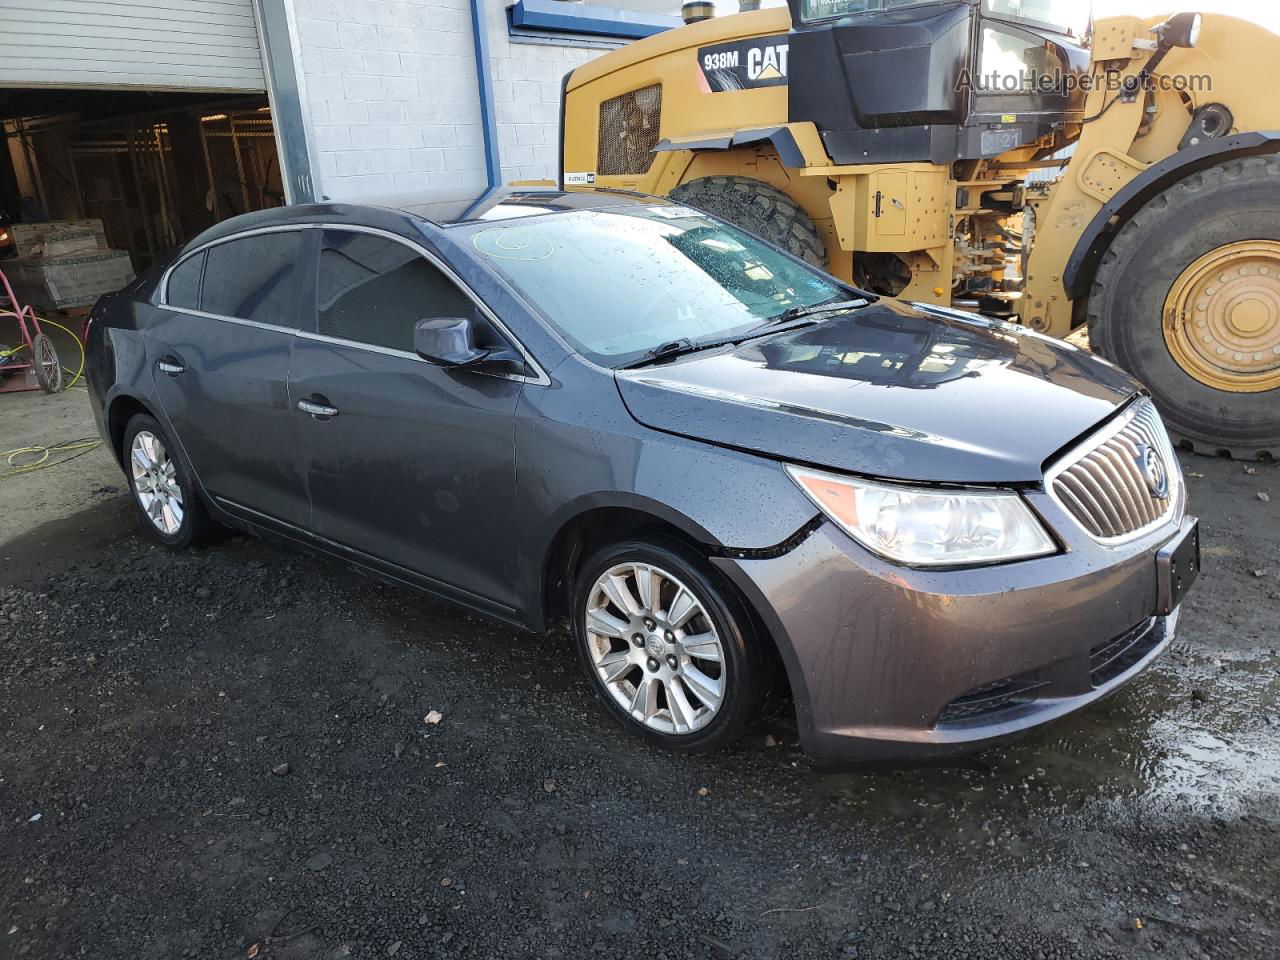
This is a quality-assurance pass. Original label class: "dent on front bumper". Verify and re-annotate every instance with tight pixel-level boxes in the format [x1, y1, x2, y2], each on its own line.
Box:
[712, 500, 1194, 762]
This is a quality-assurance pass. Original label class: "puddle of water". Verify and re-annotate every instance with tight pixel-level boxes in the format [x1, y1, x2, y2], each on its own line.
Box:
[805, 641, 1279, 830]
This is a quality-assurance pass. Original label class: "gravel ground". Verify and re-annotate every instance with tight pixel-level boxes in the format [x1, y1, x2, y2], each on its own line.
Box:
[1, 389, 1278, 960]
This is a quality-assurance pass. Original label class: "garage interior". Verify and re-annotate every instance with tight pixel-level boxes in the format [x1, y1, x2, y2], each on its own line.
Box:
[2, 89, 283, 272]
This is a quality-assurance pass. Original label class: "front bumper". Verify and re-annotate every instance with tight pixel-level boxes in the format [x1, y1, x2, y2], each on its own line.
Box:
[713, 493, 1195, 762]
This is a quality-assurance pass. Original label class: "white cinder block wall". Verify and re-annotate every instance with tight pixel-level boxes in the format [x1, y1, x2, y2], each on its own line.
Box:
[290, 0, 603, 200]
[485, 3, 598, 184]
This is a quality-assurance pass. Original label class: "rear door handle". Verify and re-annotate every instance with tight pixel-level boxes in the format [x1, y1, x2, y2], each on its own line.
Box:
[297, 398, 339, 418]
[156, 358, 185, 375]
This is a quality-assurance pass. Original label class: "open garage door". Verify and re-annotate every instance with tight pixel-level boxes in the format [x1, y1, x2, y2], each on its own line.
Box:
[3, 94, 284, 273]
[0, 0, 266, 93]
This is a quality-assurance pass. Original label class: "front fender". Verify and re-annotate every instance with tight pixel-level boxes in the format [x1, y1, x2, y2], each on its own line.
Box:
[1063, 131, 1280, 299]
[513, 357, 820, 623]
[652, 121, 830, 169]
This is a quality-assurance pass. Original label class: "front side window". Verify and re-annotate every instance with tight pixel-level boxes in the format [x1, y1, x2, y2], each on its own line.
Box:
[201, 231, 304, 326]
[165, 251, 204, 310]
[984, 0, 1090, 37]
[464, 204, 842, 367]
[976, 26, 1070, 97]
[315, 230, 476, 353]
[800, 0, 1087, 37]
[800, 0, 945, 25]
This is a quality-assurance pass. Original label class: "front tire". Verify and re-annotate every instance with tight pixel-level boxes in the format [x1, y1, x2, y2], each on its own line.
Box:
[122, 413, 213, 548]
[571, 539, 765, 753]
[669, 176, 827, 268]
[1087, 156, 1280, 458]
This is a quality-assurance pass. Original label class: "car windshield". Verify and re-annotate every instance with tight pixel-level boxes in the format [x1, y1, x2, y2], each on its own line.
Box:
[463, 204, 844, 367]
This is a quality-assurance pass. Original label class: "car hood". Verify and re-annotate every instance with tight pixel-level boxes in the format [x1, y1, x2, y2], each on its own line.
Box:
[615, 300, 1142, 484]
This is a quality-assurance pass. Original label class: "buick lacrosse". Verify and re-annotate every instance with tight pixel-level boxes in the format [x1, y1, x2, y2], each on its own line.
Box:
[85, 187, 1199, 760]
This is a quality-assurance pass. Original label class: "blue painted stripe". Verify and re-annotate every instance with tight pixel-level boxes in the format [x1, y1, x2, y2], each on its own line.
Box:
[510, 0, 679, 39]
[470, 0, 503, 188]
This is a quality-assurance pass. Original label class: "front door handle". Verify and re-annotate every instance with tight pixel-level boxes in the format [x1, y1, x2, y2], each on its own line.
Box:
[156, 358, 185, 376]
[297, 397, 339, 419]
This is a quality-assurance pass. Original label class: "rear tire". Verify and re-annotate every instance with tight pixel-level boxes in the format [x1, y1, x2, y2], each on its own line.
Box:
[670, 176, 827, 268]
[571, 538, 766, 753]
[122, 413, 214, 548]
[1087, 155, 1280, 459]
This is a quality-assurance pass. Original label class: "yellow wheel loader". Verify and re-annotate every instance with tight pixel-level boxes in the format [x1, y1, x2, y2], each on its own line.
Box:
[561, 1, 1280, 458]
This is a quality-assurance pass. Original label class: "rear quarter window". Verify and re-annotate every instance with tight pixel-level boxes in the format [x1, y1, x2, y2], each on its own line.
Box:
[165, 251, 204, 310]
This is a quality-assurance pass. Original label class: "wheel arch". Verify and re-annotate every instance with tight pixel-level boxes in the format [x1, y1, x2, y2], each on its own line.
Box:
[106, 394, 156, 467]
[536, 497, 798, 713]
[538, 498, 721, 633]
[1063, 131, 1280, 305]
[653, 125, 814, 170]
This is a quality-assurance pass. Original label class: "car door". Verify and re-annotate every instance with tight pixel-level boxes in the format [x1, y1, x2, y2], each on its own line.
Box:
[146, 228, 310, 528]
[289, 227, 527, 610]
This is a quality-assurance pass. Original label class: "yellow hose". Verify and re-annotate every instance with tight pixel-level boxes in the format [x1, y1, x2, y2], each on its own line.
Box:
[1, 437, 102, 479]
[37, 316, 88, 388]
[0, 317, 98, 477]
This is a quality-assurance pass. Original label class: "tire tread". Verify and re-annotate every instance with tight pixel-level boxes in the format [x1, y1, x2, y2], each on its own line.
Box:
[1086, 156, 1280, 459]
[669, 176, 827, 267]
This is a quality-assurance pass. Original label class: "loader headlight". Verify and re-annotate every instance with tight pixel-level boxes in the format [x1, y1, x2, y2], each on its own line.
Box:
[1159, 12, 1201, 49]
[787, 466, 1057, 566]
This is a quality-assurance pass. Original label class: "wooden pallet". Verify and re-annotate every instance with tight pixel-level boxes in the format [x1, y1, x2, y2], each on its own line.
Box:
[46, 305, 92, 321]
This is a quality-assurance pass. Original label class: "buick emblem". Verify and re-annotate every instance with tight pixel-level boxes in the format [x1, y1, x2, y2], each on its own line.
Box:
[1135, 443, 1170, 499]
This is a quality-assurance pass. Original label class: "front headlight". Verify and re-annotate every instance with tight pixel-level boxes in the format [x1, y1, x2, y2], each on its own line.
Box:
[786, 465, 1056, 566]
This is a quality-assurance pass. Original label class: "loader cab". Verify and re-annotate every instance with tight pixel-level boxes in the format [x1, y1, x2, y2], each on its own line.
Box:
[785, 0, 1089, 164]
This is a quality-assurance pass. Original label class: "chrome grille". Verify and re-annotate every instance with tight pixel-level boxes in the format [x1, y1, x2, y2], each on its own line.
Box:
[1048, 400, 1181, 541]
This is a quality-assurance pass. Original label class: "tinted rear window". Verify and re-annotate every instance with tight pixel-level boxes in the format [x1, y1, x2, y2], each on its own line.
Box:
[166, 251, 204, 310]
[201, 231, 304, 327]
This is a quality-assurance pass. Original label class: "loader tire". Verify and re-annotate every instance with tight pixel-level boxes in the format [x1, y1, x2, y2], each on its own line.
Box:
[1087, 155, 1280, 460]
[669, 177, 827, 268]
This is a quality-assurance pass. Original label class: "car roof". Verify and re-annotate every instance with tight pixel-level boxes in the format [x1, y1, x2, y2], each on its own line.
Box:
[379, 185, 661, 225]
[180, 186, 664, 253]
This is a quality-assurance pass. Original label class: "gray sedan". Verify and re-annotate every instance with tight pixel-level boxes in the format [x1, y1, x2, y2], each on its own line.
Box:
[84, 186, 1199, 761]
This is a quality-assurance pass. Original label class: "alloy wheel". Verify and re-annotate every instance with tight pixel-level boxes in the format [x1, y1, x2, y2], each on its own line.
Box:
[584, 561, 727, 735]
[130, 430, 184, 536]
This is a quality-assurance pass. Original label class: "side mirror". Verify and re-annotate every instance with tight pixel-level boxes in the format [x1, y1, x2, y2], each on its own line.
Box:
[414, 316, 489, 366]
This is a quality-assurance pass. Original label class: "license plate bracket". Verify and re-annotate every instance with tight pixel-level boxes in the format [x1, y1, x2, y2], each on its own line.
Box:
[1155, 520, 1200, 616]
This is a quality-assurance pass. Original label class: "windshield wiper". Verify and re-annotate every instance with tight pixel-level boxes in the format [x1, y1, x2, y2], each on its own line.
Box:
[768, 297, 868, 326]
[727, 298, 869, 345]
[620, 298, 868, 370]
[621, 337, 735, 369]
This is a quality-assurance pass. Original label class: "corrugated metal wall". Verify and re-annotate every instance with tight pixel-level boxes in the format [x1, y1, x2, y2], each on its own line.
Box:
[0, 0, 266, 92]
